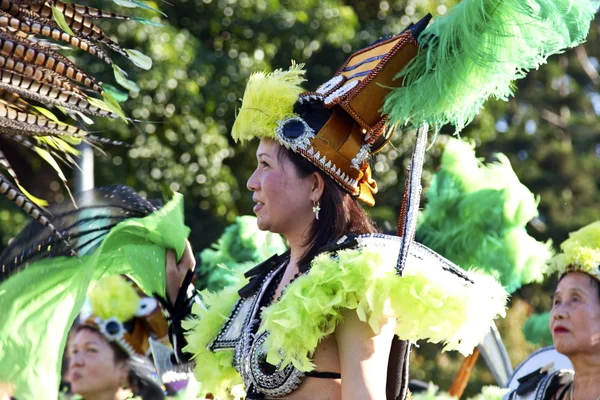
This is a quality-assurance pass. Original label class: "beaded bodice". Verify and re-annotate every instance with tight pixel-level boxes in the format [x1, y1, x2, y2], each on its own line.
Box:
[209, 256, 305, 398]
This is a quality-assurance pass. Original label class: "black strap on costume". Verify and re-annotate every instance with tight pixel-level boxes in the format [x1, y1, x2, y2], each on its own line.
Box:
[556, 383, 573, 400]
[386, 337, 411, 400]
[305, 371, 341, 379]
[157, 268, 197, 364]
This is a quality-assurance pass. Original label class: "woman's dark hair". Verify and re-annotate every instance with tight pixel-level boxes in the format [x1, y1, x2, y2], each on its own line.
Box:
[277, 146, 378, 271]
[73, 326, 165, 400]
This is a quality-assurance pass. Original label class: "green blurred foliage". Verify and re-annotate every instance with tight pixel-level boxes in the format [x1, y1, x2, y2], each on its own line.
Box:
[0, 0, 599, 395]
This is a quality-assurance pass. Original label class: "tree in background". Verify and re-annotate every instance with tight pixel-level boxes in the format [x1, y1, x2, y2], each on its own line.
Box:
[0, 0, 598, 395]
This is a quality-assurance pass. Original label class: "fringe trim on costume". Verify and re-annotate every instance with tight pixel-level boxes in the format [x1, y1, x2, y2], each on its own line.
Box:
[231, 63, 306, 143]
[259, 247, 507, 372]
[416, 138, 553, 293]
[182, 274, 247, 399]
[382, 0, 598, 132]
[548, 221, 600, 280]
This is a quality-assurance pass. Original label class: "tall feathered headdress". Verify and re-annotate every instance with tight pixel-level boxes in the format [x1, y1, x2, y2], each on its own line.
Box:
[230, 0, 596, 207]
[84, 275, 169, 357]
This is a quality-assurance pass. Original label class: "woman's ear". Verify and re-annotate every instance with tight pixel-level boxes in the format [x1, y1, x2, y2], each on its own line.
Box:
[310, 171, 325, 201]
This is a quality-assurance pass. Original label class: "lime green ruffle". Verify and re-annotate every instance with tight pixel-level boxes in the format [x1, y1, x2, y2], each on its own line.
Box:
[0, 193, 189, 400]
[182, 270, 250, 399]
[259, 246, 507, 372]
[184, 244, 506, 395]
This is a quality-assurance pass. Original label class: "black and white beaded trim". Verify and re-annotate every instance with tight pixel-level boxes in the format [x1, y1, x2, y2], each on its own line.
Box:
[316, 75, 344, 96]
[305, 146, 359, 188]
[247, 331, 304, 397]
[95, 316, 137, 357]
[324, 79, 359, 106]
[297, 92, 323, 104]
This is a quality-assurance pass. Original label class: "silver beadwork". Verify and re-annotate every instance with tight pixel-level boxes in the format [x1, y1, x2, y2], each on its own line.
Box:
[324, 79, 359, 105]
[275, 117, 316, 152]
[316, 75, 344, 95]
[350, 143, 372, 170]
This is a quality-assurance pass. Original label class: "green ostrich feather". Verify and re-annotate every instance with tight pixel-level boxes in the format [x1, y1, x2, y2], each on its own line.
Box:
[383, 0, 597, 132]
[416, 139, 552, 293]
[523, 312, 553, 346]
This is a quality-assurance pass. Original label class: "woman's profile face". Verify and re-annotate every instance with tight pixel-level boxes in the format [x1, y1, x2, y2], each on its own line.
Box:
[68, 328, 128, 397]
[550, 272, 600, 356]
[247, 139, 316, 236]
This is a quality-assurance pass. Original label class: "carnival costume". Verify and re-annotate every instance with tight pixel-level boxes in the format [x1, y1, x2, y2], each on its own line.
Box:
[505, 222, 600, 400]
[181, 0, 597, 398]
[0, 185, 190, 399]
[412, 137, 552, 395]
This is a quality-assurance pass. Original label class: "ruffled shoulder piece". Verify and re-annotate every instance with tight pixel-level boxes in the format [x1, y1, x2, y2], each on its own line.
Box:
[182, 272, 248, 398]
[260, 234, 508, 371]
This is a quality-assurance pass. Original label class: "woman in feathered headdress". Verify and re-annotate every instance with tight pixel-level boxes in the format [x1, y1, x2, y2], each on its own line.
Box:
[506, 222, 600, 399]
[67, 275, 167, 400]
[168, 1, 597, 399]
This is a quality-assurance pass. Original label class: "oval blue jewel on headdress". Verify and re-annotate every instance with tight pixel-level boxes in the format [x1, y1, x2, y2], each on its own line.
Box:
[275, 116, 315, 152]
[105, 320, 121, 335]
[280, 119, 306, 139]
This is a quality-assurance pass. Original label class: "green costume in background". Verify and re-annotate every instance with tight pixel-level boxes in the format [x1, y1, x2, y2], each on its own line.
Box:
[0, 186, 190, 399]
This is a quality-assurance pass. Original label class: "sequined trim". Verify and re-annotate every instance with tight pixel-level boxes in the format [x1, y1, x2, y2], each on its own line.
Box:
[316, 75, 344, 95]
[350, 143, 371, 170]
[275, 117, 316, 152]
[224, 261, 307, 397]
[324, 79, 359, 106]
[302, 145, 359, 193]
[246, 331, 304, 397]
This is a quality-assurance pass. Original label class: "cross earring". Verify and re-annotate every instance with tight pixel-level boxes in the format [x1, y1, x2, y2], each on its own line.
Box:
[312, 200, 320, 220]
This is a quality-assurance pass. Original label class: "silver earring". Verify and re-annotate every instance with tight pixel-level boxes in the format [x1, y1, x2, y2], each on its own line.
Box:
[312, 200, 320, 220]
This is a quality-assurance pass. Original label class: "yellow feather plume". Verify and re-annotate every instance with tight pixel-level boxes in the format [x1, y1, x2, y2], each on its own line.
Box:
[88, 276, 140, 322]
[550, 221, 600, 277]
[231, 63, 306, 142]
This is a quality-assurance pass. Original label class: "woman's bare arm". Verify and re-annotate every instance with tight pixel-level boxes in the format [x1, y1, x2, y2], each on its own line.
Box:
[165, 240, 195, 305]
[335, 310, 396, 400]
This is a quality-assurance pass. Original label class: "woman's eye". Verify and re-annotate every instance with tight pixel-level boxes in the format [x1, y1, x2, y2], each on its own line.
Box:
[571, 296, 580, 302]
[260, 161, 270, 168]
[552, 298, 561, 306]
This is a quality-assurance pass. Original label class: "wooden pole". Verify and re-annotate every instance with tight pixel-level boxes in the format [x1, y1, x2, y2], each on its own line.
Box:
[448, 348, 481, 398]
